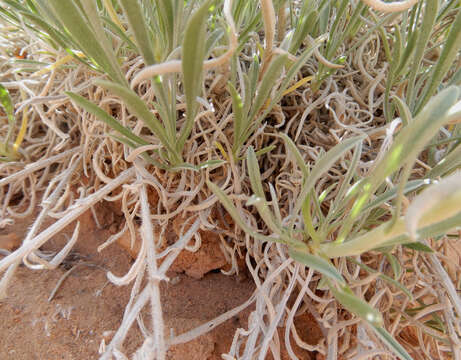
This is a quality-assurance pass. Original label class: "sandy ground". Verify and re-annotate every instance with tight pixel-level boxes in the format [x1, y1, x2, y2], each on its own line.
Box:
[0, 206, 257, 359]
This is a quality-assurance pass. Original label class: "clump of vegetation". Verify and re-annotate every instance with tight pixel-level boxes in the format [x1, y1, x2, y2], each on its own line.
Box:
[0, 0, 460, 359]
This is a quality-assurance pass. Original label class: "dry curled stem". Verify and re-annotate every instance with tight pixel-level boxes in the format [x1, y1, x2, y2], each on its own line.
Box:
[361, 0, 419, 13]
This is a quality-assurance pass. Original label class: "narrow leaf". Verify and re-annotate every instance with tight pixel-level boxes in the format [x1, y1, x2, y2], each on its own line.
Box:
[247, 54, 288, 124]
[418, 9, 461, 111]
[293, 135, 366, 219]
[329, 283, 383, 327]
[93, 80, 177, 159]
[47, 0, 125, 84]
[289, 248, 345, 284]
[338, 87, 460, 242]
[402, 242, 434, 253]
[119, 0, 156, 65]
[0, 84, 14, 126]
[385, 253, 402, 279]
[246, 147, 282, 235]
[178, 0, 212, 149]
[207, 180, 285, 244]
[371, 325, 413, 360]
[406, 0, 438, 109]
[281, 133, 309, 178]
[0, 84, 15, 145]
[66, 92, 148, 147]
[228, 82, 244, 142]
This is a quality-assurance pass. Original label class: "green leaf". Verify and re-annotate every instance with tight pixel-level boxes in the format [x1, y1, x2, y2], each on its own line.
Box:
[289, 11, 316, 54]
[80, 0, 122, 79]
[382, 87, 459, 183]
[66, 91, 148, 147]
[246, 147, 282, 235]
[371, 325, 413, 360]
[362, 180, 427, 214]
[178, 0, 212, 150]
[281, 133, 309, 178]
[236, 144, 276, 161]
[0, 84, 15, 147]
[207, 180, 287, 245]
[0, 84, 14, 126]
[156, 0, 175, 53]
[402, 242, 434, 253]
[246, 54, 288, 128]
[197, 159, 225, 169]
[338, 86, 460, 243]
[392, 95, 412, 126]
[406, 172, 461, 240]
[292, 135, 366, 221]
[328, 283, 383, 327]
[119, 0, 156, 65]
[417, 8, 461, 111]
[247, 147, 265, 198]
[47, 0, 125, 84]
[326, 141, 363, 222]
[406, 0, 438, 109]
[102, 16, 137, 50]
[228, 82, 244, 143]
[93, 80, 179, 162]
[169, 163, 200, 172]
[385, 253, 402, 279]
[288, 248, 345, 285]
[321, 191, 461, 258]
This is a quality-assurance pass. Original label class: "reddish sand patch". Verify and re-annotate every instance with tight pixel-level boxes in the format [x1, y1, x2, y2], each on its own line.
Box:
[0, 208, 255, 359]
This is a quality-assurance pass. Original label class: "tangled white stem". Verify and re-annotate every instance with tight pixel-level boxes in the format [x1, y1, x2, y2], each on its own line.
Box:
[361, 0, 419, 13]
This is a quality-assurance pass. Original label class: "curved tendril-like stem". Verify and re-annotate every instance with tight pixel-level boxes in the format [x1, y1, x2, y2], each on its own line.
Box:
[361, 0, 419, 13]
[260, 0, 275, 56]
[259, 0, 276, 77]
[130, 0, 237, 88]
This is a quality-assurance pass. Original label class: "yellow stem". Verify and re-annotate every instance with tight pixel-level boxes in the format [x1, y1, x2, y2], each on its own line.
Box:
[32, 51, 85, 77]
[214, 141, 230, 162]
[102, 0, 126, 33]
[12, 105, 28, 155]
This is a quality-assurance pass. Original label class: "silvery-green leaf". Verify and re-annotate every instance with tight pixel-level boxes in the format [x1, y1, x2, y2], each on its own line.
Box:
[402, 242, 434, 253]
[66, 92, 148, 147]
[119, 0, 156, 65]
[371, 325, 413, 360]
[289, 248, 345, 285]
[178, 0, 212, 150]
[417, 9, 461, 111]
[207, 180, 286, 245]
[93, 80, 179, 162]
[406, 172, 461, 240]
[0, 84, 15, 145]
[293, 135, 365, 220]
[329, 284, 383, 327]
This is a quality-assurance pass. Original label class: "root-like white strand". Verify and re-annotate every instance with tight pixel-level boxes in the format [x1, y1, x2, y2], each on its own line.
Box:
[362, 0, 419, 13]
[137, 167, 166, 360]
[0, 168, 135, 273]
[0, 147, 80, 188]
